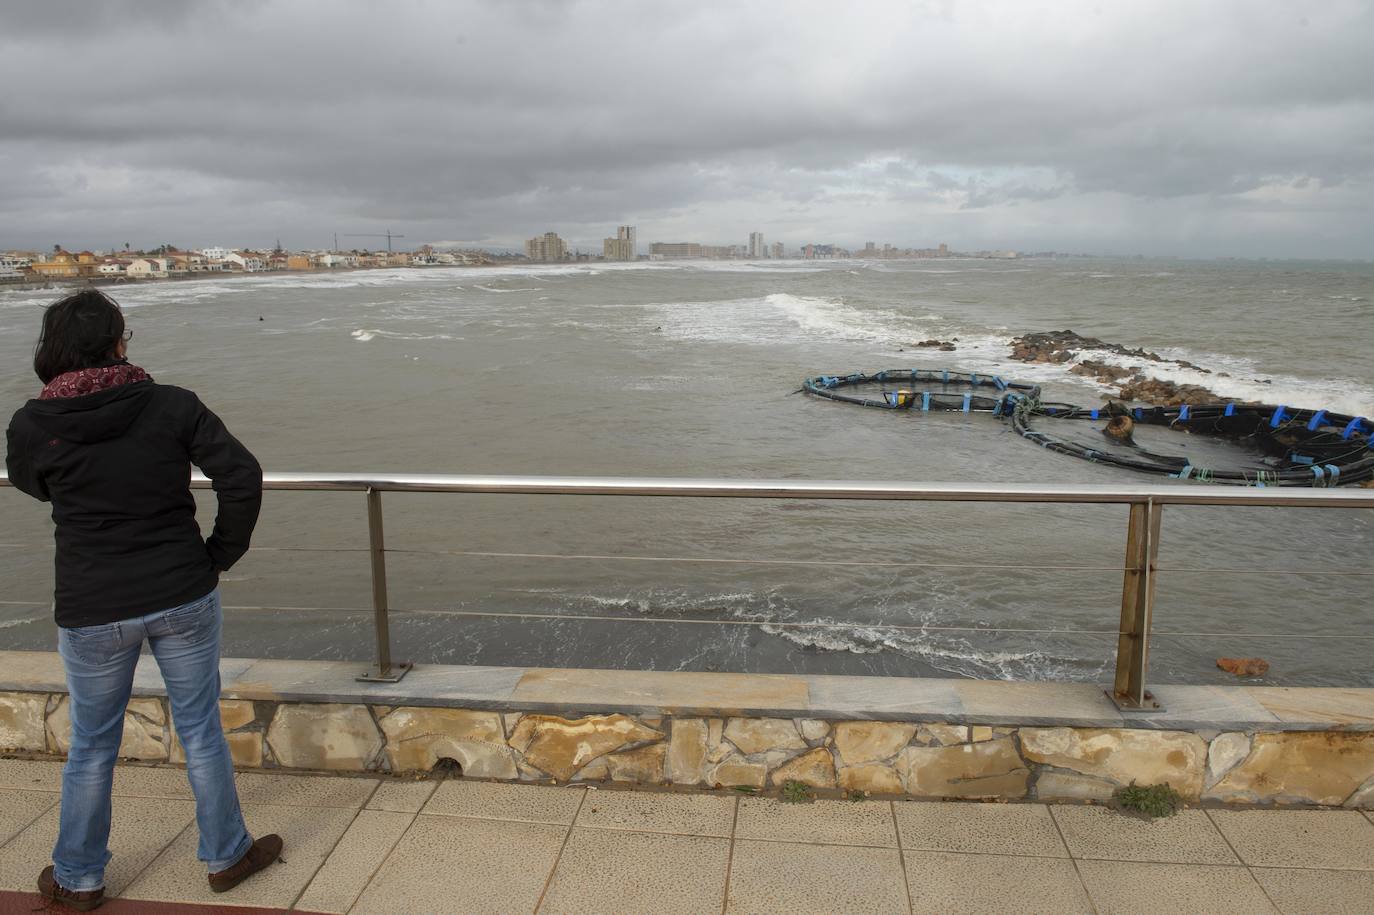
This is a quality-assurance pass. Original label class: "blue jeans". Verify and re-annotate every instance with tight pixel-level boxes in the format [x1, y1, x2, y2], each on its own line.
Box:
[54, 588, 253, 891]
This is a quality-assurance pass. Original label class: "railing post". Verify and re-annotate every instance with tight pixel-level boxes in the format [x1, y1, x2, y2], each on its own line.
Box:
[357, 487, 412, 683]
[1111, 498, 1162, 710]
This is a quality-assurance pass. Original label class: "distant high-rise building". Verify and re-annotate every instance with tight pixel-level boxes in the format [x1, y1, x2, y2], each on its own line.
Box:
[771, 241, 784, 260]
[525, 232, 568, 262]
[748, 232, 765, 258]
[864, 241, 876, 256]
[603, 225, 637, 261]
[938, 242, 948, 256]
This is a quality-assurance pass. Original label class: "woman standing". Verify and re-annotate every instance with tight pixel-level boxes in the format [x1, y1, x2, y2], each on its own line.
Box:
[6, 289, 281, 909]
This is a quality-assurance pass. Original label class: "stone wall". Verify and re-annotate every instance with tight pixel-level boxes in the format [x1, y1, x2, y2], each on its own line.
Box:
[3, 689, 1371, 808]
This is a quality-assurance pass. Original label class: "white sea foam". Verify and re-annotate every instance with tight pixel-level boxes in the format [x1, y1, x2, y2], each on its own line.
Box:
[351, 328, 459, 342]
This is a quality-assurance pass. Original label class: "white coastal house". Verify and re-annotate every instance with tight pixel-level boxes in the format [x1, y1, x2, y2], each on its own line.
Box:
[98, 259, 130, 276]
[126, 257, 171, 278]
[223, 251, 266, 272]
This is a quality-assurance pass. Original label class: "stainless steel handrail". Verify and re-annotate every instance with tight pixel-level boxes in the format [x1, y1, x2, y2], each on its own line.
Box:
[4, 471, 1373, 701]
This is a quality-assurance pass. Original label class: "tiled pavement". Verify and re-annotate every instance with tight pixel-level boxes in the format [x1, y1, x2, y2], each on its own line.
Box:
[2, 760, 1373, 914]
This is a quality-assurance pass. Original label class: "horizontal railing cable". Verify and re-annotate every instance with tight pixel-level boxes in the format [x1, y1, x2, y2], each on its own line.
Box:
[213, 604, 1374, 641]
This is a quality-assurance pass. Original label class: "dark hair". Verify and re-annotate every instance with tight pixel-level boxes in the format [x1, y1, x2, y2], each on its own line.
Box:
[33, 289, 126, 384]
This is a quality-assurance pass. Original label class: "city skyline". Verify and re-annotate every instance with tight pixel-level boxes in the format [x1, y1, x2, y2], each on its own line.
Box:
[2, 1, 1371, 259]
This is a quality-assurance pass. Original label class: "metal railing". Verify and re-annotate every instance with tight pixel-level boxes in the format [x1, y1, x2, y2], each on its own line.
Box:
[4, 471, 1374, 707]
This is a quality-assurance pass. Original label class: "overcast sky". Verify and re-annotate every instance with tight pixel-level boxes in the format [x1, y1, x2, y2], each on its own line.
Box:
[2, 0, 1371, 258]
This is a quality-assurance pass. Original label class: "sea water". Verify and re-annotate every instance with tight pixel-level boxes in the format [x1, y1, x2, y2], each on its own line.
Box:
[1, 257, 1371, 686]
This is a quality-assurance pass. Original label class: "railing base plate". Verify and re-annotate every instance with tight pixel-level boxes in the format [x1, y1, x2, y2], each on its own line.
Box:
[1106, 688, 1164, 713]
[357, 661, 413, 684]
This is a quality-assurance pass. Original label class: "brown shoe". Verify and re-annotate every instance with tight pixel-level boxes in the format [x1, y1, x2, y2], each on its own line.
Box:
[207, 834, 284, 893]
[37, 865, 105, 911]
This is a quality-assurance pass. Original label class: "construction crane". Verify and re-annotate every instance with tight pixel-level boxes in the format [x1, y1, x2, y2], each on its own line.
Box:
[341, 230, 406, 253]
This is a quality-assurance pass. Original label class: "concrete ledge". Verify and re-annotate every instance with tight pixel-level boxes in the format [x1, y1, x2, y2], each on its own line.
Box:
[3, 650, 1373, 808]
[3, 651, 1369, 732]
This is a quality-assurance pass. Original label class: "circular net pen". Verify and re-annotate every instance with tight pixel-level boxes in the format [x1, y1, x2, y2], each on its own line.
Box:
[804, 369, 1042, 415]
[1006, 394, 1374, 487]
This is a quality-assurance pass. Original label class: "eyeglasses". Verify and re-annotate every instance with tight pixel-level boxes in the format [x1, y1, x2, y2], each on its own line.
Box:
[120, 329, 133, 342]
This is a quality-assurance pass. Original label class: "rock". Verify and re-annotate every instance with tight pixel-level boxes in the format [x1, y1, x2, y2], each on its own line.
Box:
[1207, 733, 1252, 785]
[914, 339, 956, 350]
[917, 724, 968, 746]
[605, 743, 667, 784]
[572, 756, 610, 782]
[833, 722, 917, 765]
[1117, 377, 1217, 406]
[838, 764, 904, 795]
[1034, 771, 1116, 801]
[798, 719, 831, 742]
[0, 692, 48, 751]
[509, 714, 662, 782]
[46, 696, 168, 761]
[1208, 732, 1374, 806]
[769, 747, 837, 789]
[379, 708, 515, 778]
[1070, 360, 1135, 383]
[1020, 728, 1206, 798]
[1217, 658, 1269, 677]
[1346, 775, 1374, 809]
[708, 757, 767, 789]
[265, 704, 383, 771]
[219, 700, 256, 731]
[969, 726, 994, 743]
[900, 738, 1028, 798]
[669, 718, 708, 785]
[225, 732, 263, 768]
[723, 718, 805, 756]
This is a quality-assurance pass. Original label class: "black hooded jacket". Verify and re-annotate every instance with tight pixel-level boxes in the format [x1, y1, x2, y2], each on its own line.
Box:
[6, 379, 262, 628]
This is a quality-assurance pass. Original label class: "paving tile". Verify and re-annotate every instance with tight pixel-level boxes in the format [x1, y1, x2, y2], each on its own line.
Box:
[576, 789, 735, 837]
[1144, 685, 1280, 729]
[807, 674, 961, 716]
[894, 800, 1067, 857]
[1246, 687, 1374, 727]
[424, 779, 585, 825]
[0, 649, 65, 690]
[351, 814, 566, 914]
[121, 803, 357, 907]
[725, 839, 908, 914]
[0, 797, 194, 896]
[539, 828, 729, 914]
[0, 758, 63, 792]
[234, 771, 377, 808]
[1076, 860, 1277, 915]
[511, 668, 810, 715]
[0, 789, 57, 845]
[1051, 805, 1237, 864]
[294, 809, 413, 914]
[225, 658, 525, 706]
[954, 681, 1124, 726]
[1208, 809, 1374, 870]
[365, 778, 437, 813]
[903, 851, 1092, 914]
[1251, 866, 1374, 914]
[735, 797, 897, 847]
[110, 766, 195, 800]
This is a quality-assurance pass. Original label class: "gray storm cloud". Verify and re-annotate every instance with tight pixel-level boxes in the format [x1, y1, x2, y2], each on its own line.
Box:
[1, 0, 1371, 257]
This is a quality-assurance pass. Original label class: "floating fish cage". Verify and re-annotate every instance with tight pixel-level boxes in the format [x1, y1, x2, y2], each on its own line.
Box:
[802, 369, 1374, 487]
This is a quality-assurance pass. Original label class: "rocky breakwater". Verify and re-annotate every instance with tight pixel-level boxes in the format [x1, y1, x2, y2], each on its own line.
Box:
[1010, 330, 1222, 406]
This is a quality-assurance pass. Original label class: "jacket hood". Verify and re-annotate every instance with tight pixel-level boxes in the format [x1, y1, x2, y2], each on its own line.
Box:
[24, 381, 156, 444]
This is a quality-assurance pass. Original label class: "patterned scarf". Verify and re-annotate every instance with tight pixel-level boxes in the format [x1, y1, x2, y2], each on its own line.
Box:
[39, 363, 150, 400]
